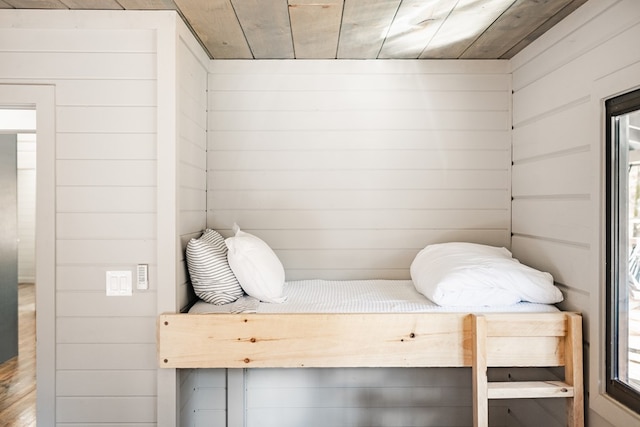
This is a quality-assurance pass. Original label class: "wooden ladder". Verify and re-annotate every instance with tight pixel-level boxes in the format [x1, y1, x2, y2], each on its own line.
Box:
[471, 313, 584, 427]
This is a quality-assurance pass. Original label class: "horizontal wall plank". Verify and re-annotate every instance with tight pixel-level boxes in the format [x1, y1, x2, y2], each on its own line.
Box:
[0, 51, 156, 79]
[57, 160, 156, 186]
[511, 235, 593, 295]
[0, 28, 155, 52]
[57, 240, 156, 265]
[179, 211, 207, 236]
[57, 187, 156, 213]
[208, 149, 509, 171]
[208, 210, 508, 233]
[57, 213, 156, 239]
[180, 121, 207, 151]
[247, 386, 472, 408]
[57, 106, 156, 133]
[57, 370, 157, 396]
[56, 343, 156, 370]
[181, 139, 207, 170]
[276, 235, 510, 272]
[195, 369, 227, 387]
[180, 187, 207, 211]
[179, 98, 207, 130]
[209, 72, 510, 92]
[57, 133, 156, 160]
[56, 292, 157, 317]
[194, 411, 227, 426]
[512, 151, 591, 197]
[57, 317, 155, 343]
[243, 228, 510, 251]
[209, 130, 510, 151]
[209, 110, 509, 131]
[54, 79, 157, 106]
[180, 162, 207, 190]
[247, 366, 470, 387]
[245, 406, 477, 427]
[209, 189, 509, 210]
[512, 199, 592, 245]
[512, 101, 590, 161]
[193, 388, 226, 411]
[56, 396, 156, 423]
[209, 90, 509, 111]
[208, 170, 509, 190]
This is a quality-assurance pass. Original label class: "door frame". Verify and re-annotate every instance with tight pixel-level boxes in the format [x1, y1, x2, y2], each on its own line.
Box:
[0, 84, 56, 425]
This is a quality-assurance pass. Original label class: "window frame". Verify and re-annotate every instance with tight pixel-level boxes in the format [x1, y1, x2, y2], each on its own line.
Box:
[605, 87, 640, 414]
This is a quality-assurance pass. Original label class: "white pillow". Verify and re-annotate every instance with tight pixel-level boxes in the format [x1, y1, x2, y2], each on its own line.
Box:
[410, 242, 563, 306]
[186, 229, 244, 305]
[225, 225, 286, 303]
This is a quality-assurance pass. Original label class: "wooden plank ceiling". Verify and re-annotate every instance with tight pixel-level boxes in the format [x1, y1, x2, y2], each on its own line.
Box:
[0, 0, 588, 59]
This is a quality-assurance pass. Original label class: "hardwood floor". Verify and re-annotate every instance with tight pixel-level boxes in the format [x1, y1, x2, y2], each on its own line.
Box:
[0, 283, 36, 427]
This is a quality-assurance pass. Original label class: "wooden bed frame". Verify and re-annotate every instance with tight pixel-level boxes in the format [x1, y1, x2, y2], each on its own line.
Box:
[158, 311, 583, 427]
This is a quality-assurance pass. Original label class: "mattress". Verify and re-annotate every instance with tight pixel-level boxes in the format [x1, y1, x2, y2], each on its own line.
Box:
[188, 279, 560, 314]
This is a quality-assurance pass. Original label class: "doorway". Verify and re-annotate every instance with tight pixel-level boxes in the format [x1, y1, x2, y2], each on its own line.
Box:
[0, 85, 56, 425]
[0, 112, 37, 425]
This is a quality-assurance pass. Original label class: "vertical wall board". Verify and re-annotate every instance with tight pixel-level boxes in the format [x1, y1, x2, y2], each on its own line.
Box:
[0, 134, 18, 364]
[510, 0, 640, 425]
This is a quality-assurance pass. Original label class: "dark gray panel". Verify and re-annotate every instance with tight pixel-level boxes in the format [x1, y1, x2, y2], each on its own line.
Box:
[0, 133, 18, 364]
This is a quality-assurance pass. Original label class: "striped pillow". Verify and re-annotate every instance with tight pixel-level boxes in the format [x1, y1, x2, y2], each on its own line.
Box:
[186, 230, 244, 305]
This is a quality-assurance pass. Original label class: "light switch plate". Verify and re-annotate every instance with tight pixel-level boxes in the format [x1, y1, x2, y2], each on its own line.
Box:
[106, 271, 132, 296]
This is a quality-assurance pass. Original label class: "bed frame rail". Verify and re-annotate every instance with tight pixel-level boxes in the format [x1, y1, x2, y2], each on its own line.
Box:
[157, 311, 583, 426]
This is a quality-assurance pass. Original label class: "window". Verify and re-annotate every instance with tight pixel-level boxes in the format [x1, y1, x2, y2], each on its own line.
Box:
[606, 87, 640, 413]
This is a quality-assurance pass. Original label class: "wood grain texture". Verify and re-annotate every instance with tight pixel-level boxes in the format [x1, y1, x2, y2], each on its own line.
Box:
[288, 0, 343, 58]
[158, 312, 574, 369]
[0, 284, 36, 427]
[231, 0, 294, 58]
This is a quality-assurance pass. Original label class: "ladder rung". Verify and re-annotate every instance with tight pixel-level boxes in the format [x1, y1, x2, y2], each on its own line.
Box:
[488, 381, 574, 399]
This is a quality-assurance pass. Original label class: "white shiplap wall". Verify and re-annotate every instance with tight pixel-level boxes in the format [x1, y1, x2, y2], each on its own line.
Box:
[207, 60, 512, 280]
[510, 0, 640, 426]
[205, 60, 512, 427]
[0, 10, 194, 426]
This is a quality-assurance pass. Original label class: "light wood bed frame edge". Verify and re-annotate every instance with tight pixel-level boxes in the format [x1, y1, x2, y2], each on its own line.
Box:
[157, 311, 583, 427]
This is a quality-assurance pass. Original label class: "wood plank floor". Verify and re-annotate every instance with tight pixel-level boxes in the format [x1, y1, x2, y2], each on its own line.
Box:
[0, 283, 36, 427]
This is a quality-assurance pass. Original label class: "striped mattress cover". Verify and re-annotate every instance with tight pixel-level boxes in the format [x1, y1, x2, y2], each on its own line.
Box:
[188, 279, 560, 314]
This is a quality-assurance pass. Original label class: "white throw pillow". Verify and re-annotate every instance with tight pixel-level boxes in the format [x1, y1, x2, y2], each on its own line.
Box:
[186, 229, 244, 305]
[410, 242, 563, 306]
[225, 225, 286, 303]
